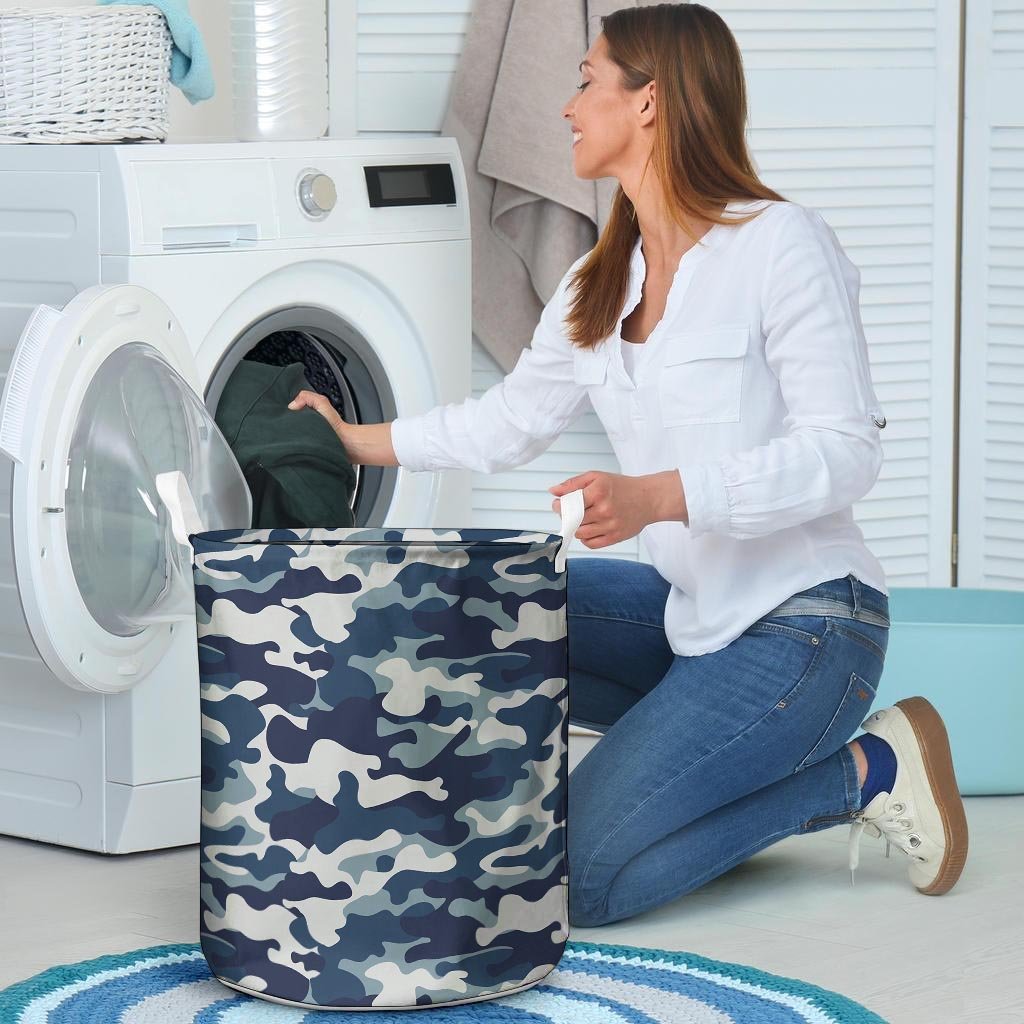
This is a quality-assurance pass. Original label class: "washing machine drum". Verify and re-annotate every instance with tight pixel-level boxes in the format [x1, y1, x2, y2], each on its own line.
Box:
[245, 329, 346, 412]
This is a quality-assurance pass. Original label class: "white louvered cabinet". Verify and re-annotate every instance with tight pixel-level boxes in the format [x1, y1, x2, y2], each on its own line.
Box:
[957, 0, 1024, 588]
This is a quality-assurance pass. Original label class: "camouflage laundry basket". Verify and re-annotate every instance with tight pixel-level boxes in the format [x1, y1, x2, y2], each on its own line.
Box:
[185, 490, 585, 1011]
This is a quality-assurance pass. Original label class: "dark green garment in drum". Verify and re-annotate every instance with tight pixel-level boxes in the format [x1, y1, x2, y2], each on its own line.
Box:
[214, 361, 356, 529]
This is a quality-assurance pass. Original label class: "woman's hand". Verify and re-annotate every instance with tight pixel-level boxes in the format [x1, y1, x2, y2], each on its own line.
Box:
[287, 391, 401, 466]
[548, 469, 688, 548]
[287, 389, 347, 442]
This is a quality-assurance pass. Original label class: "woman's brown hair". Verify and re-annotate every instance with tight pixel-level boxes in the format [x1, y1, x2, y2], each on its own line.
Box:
[565, 3, 786, 349]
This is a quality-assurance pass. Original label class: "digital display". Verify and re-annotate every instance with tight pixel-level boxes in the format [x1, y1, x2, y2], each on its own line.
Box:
[364, 163, 457, 208]
[379, 168, 431, 201]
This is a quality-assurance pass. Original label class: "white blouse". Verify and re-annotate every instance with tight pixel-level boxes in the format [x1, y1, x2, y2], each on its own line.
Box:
[389, 198, 889, 656]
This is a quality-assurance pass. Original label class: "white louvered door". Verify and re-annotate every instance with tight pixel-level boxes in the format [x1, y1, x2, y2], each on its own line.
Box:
[331, 0, 475, 136]
[957, 0, 1024, 588]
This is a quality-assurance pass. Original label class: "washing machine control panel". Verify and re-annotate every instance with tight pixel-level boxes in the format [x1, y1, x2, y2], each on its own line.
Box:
[298, 171, 338, 218]
[101, 142, 468, 253]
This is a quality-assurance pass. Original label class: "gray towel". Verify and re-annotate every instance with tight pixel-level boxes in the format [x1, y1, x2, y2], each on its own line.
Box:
[443, 0, 656, 373]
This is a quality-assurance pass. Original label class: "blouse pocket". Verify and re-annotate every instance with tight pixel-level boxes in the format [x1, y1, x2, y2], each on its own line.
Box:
[658, 325, 750, 427]
[573, 345, 625, 439]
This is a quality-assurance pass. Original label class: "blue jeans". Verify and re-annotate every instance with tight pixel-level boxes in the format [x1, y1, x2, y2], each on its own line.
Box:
[566, 561, 890, 928]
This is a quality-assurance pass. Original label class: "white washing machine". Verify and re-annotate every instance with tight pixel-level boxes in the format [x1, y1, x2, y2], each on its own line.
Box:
[0, 139, 472, 853]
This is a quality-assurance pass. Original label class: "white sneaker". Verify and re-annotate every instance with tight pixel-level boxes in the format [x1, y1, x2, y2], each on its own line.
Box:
[848, 697, 969, 895]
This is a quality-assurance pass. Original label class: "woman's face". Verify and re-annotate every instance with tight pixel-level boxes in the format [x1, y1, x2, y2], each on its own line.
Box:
[561, 34, 650, 181]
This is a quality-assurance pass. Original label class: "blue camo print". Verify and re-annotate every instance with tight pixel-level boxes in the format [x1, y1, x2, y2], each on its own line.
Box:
[190, 526, 570, 1011]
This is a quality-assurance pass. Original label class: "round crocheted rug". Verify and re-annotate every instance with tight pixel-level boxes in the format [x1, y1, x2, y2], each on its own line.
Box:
[0, 940, 886, 1022]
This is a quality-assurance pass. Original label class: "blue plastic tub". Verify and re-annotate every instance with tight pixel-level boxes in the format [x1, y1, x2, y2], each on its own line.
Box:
[874, 587, 1024, 795]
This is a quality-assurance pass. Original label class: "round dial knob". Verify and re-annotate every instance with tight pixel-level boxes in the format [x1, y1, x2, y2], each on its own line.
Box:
[298, 172, 337, 217]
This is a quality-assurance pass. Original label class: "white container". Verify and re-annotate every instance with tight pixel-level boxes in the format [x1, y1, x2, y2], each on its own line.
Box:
[230, 0, 328, 142]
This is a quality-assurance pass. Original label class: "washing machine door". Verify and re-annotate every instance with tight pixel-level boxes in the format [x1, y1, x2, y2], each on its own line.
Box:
[0, 285, 251, 694]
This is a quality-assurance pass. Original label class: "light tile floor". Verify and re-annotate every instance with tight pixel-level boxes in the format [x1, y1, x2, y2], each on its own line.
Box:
[0, 734, 1020, 1023]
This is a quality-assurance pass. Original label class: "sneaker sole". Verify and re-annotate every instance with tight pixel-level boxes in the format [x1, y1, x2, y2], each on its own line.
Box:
[895, 696, 969, 895]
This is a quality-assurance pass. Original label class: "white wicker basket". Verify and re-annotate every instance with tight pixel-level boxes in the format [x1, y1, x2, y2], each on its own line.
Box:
[0, 6, 172, 144]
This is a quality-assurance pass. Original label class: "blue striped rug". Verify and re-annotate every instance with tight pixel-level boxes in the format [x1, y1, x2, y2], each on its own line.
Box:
[0, 940, 887, 1022]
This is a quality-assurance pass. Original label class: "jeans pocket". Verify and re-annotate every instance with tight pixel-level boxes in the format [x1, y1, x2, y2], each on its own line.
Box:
[832, 619, 889, 664]
[747, 613, 829, 646]
[796, 670, 878, 772]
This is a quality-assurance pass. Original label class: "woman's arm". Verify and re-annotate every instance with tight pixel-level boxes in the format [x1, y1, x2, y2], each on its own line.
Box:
[286, 390, 399, 466]
[292, 254, 593, 474]
[677, 206, 885, 539]
[387, 261, 591, 475]
[342, 421, 400, 466]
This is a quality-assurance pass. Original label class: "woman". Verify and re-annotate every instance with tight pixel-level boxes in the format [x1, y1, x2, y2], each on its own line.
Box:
[289, 3, 968, 928]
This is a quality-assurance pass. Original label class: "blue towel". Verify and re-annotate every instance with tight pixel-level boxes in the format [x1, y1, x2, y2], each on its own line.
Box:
[98, 0, 214, 104]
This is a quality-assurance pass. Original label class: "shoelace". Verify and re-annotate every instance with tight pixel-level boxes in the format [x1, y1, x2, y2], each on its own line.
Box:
[847, 799, 927, 884]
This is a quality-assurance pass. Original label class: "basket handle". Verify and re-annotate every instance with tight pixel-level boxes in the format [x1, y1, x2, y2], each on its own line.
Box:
[155, 470, 203, 555]
[555, 488, 586, 573]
